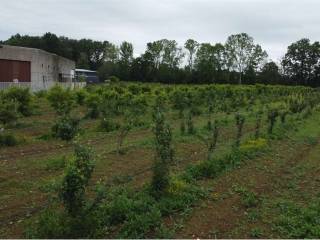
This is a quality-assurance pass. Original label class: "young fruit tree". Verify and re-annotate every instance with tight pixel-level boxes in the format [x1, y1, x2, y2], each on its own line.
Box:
[151, 104, 174, 198]
[235, 113, 245, 148]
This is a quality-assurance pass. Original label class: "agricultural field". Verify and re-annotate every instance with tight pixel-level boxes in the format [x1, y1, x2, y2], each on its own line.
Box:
[1, 83, 320, 238]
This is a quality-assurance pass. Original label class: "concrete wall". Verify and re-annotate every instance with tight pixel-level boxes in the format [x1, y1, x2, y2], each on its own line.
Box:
[0, 45, 75, 91]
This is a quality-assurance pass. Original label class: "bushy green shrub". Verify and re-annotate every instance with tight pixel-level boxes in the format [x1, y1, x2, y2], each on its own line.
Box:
[98, 182, 204, 238]
[3, 87, 33, 116]
[52, 116, 80, 141]
[235, 189, 260, 208]
[0, 99, 19, 126]
[0, 133, 18, 147]
[119, 206, 161, 238]
[75, 89, 87, 106]
[25, 208, 68, 239]
[85, 93, 101, 119]
[34, 90, 47, 98]
[99, 118, 119, 132]
[109, 76, 120, 83]
[47, 85, 75, 115]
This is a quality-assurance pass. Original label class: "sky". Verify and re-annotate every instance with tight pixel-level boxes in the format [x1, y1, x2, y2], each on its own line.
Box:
[1, 0, 320, 62]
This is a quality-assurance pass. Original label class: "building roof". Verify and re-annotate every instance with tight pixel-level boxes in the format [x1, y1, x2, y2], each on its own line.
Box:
[75, 68, 97, 73]
[0, 44, 74, 63]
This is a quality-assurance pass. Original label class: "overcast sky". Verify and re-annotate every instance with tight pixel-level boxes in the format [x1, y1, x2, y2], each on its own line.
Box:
[1, 0, 320, 62]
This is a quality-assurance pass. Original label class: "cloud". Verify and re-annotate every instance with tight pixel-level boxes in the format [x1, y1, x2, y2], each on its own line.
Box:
[1, 0, 320, 61]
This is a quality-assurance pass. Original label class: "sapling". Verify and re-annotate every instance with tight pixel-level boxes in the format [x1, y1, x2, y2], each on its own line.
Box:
[151, 106, 174, 198]
[198, 120, 219, 160]
[206, 103, 214, 131]
[116, 95, 148, 154]
[116, 116, 132, 154]
[235, 113, 245, 148]
[60, 144, 95, 217]
[180, 116, 186, 135]
[254, 111, 263, 139]
[186, 111, 195, 134]
[280, 110, 288, 124]
[267, 109, 278, 135]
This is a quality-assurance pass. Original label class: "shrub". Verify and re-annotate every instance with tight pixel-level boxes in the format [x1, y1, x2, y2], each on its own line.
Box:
[240, 190, 260, 208]
[4, 87, 33, 116]
[99, 188, 162, 238]
[85, 93, 101, 119]
[47, 85, 75, 115]
[185, 158, 225, 180]
[25, 208, 68, 239]
[75, 89, 87, 106]
[158, 183, 205, 216]
[119, 206, 161, 238]
[250, 227, 263, 238]
[52, 116, 80, 141]
[0, 99, 19, 126]
[109, 76, 120, 84]
[102, 190, 135, 225]
[34, 90, 47, 98]
[99, 118, 119, 132]
[0, 134, 18, 147]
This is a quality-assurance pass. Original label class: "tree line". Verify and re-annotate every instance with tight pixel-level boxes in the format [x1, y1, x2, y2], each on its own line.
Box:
[2, 32, 320, 87]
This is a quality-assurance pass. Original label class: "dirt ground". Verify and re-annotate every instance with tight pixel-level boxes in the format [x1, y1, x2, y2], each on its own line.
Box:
[175, 116, 320, 238]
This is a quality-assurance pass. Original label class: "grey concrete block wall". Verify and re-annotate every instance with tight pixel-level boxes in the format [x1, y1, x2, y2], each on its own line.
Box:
[0, 45, 75, 91]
